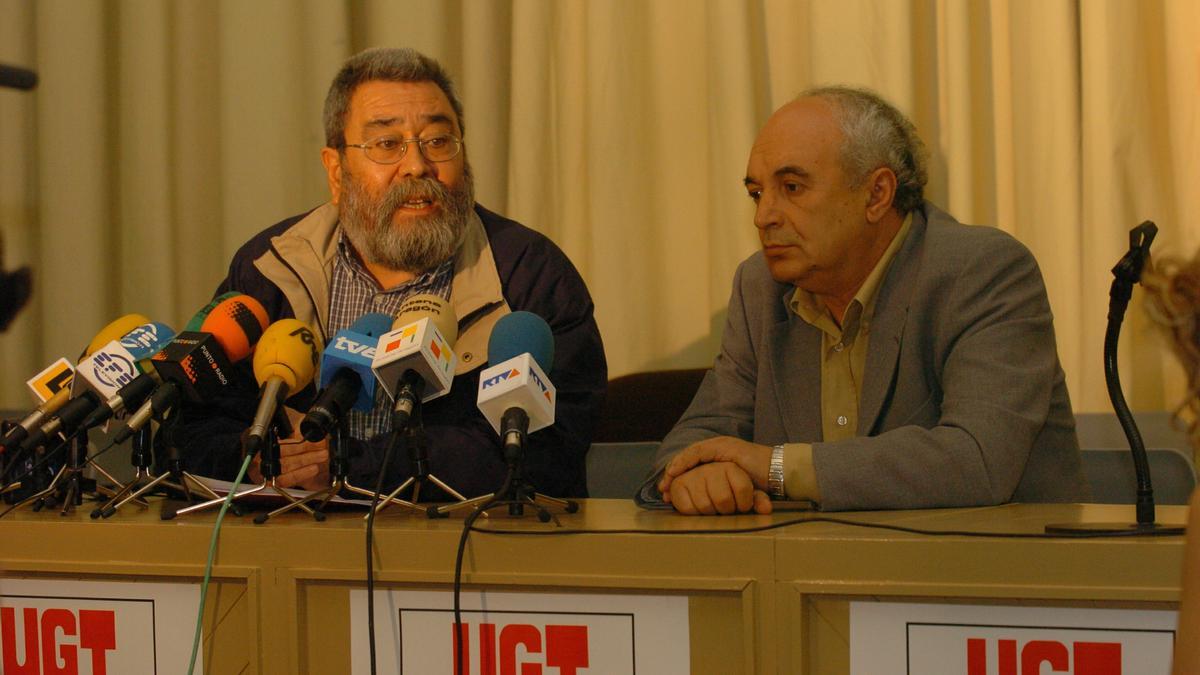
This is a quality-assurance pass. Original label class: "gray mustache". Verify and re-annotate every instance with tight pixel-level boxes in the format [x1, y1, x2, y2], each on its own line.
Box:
[382, 179, 448, 209]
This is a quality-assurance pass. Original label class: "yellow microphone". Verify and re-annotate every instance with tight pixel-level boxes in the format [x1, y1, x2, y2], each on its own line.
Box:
[82, 313, 151, 358]
[393, 293, 459, 344]
[244, 319, 323, 458]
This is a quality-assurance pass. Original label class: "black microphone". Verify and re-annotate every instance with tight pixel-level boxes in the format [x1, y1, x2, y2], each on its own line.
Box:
[0, 63, 37, 91]
[20, 392, 101, 452]
[301, 313, 392, 442]
[110, 295, 268, 443]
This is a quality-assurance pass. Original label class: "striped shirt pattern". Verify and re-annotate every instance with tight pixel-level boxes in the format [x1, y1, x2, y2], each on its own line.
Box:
[327, 232, 453, 440]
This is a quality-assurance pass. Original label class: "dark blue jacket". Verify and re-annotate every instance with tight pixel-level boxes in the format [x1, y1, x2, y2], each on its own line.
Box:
[173, 203, 606, 499]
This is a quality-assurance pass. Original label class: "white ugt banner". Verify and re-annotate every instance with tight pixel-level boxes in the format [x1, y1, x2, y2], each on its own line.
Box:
[350, 589, 689, 674]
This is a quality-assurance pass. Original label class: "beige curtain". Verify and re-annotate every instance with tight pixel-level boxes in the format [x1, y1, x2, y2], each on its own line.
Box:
[0, 0, 1197, 418]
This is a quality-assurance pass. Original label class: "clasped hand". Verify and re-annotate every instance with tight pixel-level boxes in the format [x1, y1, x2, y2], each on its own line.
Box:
[246, 406, 331, 490]
[657, 436, 774, 515]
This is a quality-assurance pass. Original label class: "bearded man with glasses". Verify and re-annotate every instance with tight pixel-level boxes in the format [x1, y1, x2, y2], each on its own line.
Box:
[178, 47, 606, 501]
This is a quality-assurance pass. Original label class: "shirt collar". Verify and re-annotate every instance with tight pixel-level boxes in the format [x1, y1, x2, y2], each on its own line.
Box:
[789, 211, 914, 340]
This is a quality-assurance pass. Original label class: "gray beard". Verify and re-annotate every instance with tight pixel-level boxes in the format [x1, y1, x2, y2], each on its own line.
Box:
[339, 164, 474, 274]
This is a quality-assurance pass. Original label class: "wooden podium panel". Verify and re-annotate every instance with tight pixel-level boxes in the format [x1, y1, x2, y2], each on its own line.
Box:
[0, 500, 1187, 674]
[771, 503, 1188, 674]
[0, 498, 781, 674]
[284, 498, 778, 674]
[0, 504, 260, 673]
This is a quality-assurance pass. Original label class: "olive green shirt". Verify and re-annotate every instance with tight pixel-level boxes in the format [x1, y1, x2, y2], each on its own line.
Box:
[781, 213, 913, 502]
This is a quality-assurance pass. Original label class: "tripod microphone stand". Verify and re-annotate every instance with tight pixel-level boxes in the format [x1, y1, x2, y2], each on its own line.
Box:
[111, 384, 228, 517]
[28, 434, 88, 515]
[165, 408, 326, 523]
[431, 409, 578, 521]
[307, 420, 413, 513]
[90, 425, 154, 518]
[91, 416, 225, 519]
[370, 405, 476, 518]
[1047, 221, 1185, 535]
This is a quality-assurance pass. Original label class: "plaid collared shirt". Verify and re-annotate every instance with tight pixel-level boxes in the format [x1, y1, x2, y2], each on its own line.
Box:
[328, 232, 453, 440]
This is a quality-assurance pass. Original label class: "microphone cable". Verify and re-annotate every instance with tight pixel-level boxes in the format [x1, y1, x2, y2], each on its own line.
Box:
[459, 512, 1186, 540]
[0, 431, 103, 518]
[366, 428, 404, 675]
[0, 430, 129, 517]
[450, 469, 513, 675]
[186, 453, 252, 675]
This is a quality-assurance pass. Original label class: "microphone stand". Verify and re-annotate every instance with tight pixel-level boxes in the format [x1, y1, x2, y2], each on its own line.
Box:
[165, 406, 326, 524]
[369, 405, 476, 518]
[91, 412, 226, 519]
[89, 425, 155, 518]
[40, 434, 89, 515]
[1047, 221, 1184, 534]
[309, 421, 386, 511]
[431, 409, 579, 521]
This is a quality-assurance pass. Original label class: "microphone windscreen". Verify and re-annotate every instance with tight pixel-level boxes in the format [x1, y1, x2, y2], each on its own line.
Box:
[184, 291, 240, 331]
[85, 313, 151, 357]
[349, 312, 393, 339]
[199, 295, 269, 362]
[487, 311, 554, 373]
[252, 319, 322, 394]
[119, 321, 177, 361]
[394, 294, 458, 345]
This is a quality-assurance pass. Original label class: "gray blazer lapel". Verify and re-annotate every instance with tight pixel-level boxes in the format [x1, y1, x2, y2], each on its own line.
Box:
[769, 297, 824, 443]
[859, 213, 926, 435]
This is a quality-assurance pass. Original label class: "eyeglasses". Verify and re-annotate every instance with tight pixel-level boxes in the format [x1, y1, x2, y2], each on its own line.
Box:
[343, 134, 463, 164]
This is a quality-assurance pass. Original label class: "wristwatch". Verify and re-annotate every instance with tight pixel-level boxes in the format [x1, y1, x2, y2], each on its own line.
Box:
[768, 444, 786, 499]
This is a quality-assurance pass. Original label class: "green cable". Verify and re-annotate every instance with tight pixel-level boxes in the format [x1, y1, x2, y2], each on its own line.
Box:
[187, 454, 251, 675]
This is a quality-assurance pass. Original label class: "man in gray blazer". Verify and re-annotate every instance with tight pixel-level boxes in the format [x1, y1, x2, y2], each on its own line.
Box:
[648, 86, 1088, 514]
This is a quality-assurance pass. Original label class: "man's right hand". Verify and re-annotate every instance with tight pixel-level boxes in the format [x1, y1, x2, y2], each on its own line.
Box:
[246, 406, 330, 490]
[662, 461, 773, 515]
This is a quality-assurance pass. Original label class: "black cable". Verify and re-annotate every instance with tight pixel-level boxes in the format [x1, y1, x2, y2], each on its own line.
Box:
[0, 434, 123, 516]
[462, 512, 1185, 540]
[365, 429, 402, 675]
[0, 441, 74, 519]
[453, 471, 513, 675]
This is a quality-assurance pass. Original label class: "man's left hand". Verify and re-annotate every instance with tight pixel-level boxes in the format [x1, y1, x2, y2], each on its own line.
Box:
[658, 436, 773, 495]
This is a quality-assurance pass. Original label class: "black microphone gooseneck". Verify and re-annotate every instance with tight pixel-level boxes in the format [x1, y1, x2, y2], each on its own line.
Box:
[1107, 221, 1158, 526]
[1046, 220, 1185, 535]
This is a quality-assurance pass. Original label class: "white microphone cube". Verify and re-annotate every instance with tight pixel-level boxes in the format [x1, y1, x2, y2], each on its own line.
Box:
[371, 317, 457, 403]
[75, 341, 142, 399]
[476, 353, 555, 436]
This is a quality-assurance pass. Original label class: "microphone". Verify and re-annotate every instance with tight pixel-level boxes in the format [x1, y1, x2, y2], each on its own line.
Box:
[183, 291, 240, 331]
[1, 312, 147, 457]
[371, 294, 459, 429]
[476, 312, 556, 461]
[82, 313, 151, 360]
[149, 294, 268, 402]
[2, 362, 74, 453]
[111, 295, 268, 444]
[0, 64, 37, 90]
[22, 321, 176, 451]
[78, 322, 177, 430]
[1, 389, 70, 455]
[81, 295, 234, 432]
[244, 319, 322, 459]
[300, 313, 393, 442]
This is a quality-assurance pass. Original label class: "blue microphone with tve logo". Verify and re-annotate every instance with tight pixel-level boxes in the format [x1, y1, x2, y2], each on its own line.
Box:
[476, 312, 556, 460]
[300, 313, 393, 442]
